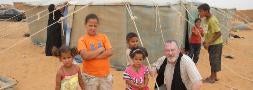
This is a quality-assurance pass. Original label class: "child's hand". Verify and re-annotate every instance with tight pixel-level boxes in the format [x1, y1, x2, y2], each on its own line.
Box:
[138, 84, 146, 90]
[203, 42, 209, 50]
[97, 47, 105, 54]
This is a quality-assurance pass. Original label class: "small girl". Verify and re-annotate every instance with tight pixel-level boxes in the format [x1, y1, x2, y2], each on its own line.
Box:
[53, 46, 85, 90]
[126, 33, 148, 65]
[123, 47, 149, 90]
[126, 32, 139, 66]
[189, 18, 204, 63]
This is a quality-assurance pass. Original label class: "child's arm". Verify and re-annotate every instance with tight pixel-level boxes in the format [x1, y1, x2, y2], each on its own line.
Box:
[95, 48, 112, 59]
[79, 47, 105, 60]
[126, 80, 141, 88]
[200, 29, 204, 37]
[77, 66, 85, 90]
[124, 70, 141, 89]
[192, 27, 199, 36]
[95, 35, 113, 59]
[55, 70, 62, 90]
[140, 69, 149, 89]
[143, 74, 149, 87]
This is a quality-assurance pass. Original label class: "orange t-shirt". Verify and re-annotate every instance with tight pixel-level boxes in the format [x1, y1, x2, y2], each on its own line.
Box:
[77, 33, 112, 77]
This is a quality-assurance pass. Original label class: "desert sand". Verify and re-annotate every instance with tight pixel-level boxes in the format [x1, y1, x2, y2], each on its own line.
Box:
[0, 20, 253, 90]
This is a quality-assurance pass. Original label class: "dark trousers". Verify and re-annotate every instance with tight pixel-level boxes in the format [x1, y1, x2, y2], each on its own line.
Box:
[208, 44, 223, 72]
[189, 43, 201, 63]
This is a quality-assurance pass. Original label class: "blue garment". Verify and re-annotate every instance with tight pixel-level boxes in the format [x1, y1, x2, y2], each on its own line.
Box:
[62, 7, 71, 46]
[74, 55, 83, 64]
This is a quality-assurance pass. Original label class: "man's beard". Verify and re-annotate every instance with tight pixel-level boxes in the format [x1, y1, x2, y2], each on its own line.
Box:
[168, 56, 178, 63]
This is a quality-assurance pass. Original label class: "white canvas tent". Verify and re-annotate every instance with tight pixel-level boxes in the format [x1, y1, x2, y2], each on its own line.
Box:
[14, 0, 236, 69]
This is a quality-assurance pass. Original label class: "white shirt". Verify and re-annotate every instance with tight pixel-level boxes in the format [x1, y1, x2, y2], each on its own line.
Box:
[152, 55, 202, 90]
[126, 48, 133, 66]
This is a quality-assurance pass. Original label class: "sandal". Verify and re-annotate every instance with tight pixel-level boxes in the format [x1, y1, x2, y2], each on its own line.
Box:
[203, 77, 215, 83]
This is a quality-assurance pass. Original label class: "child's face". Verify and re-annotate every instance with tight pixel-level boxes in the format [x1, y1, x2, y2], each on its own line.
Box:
[60, 52, 73, 67]
[195, 20, 201, 27]
[132, 53, 144, 67]
[198, 9, 208, 18]
[128, 37, 138, 48]
[85, 19, 98, 36]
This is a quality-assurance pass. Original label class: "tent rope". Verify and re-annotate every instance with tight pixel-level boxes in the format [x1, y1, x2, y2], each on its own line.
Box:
[122, 0, 160, 89]
[152, 0, 165, 44]
[0, 3, 91, 54]
[0, 3, 70, 39]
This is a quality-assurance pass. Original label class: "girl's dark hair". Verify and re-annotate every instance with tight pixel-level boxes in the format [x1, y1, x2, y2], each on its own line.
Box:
[194, 18, 201, 23]
[48, 4, 55, 12]
[85, 13, 99, 24]
[126, 32, 138, 42]
[52, 45, 79, 57]
[129, 46, 148, 59]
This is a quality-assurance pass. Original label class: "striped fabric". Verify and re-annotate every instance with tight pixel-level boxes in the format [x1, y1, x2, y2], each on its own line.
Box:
[123, 65, 149, 90]
[123, 72, 131, 80]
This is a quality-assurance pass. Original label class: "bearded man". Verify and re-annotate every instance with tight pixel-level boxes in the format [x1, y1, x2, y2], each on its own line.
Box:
[152, 40, 202, 90]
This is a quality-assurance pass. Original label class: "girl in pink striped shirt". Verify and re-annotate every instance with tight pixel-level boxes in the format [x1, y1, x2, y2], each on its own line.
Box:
[123, 47, 149, 90]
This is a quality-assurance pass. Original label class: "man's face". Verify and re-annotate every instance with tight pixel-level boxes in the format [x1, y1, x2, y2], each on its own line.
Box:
[85, 19, 98, 36]
[164, 42, 180, 62]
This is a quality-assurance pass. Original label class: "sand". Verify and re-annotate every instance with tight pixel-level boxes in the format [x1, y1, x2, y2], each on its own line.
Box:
[0, 20, 253, 90]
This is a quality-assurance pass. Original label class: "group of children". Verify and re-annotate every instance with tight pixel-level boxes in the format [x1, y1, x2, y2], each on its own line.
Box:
[52, 32, 150, 90]
[52, 19, 204, 90]
[52, 3, 221, 89]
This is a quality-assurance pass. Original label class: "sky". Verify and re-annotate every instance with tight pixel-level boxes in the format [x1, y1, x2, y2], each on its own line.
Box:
[0, 0, 253, 10]
[195, 0, 253, 10]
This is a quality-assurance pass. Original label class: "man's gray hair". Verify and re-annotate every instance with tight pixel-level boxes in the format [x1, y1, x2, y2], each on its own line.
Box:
[165, 40, 180, 48]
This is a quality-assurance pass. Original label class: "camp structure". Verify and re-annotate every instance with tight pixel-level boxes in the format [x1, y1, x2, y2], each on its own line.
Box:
[16, 0, 235, 69]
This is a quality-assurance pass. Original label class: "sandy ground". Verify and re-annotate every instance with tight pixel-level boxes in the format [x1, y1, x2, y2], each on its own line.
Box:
[0, 20, 253, 90]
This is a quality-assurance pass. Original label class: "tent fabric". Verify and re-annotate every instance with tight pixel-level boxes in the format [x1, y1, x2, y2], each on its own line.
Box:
[69, 0, 180, 6]
[25, 6, 48, 45]
[4, 0, 253, 10]
[20, 3, 234, 69]
[10, 0, 180, 6]
[69, 5, 186, 69]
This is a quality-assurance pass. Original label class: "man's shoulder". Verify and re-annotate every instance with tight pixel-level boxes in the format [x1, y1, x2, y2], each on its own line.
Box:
[158, 56, 166, 61]
[155, 56, 167, 65]
[181, 54, 195, 64]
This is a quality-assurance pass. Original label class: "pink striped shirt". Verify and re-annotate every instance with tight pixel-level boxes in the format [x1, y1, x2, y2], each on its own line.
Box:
[123, 65, 149, 90]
